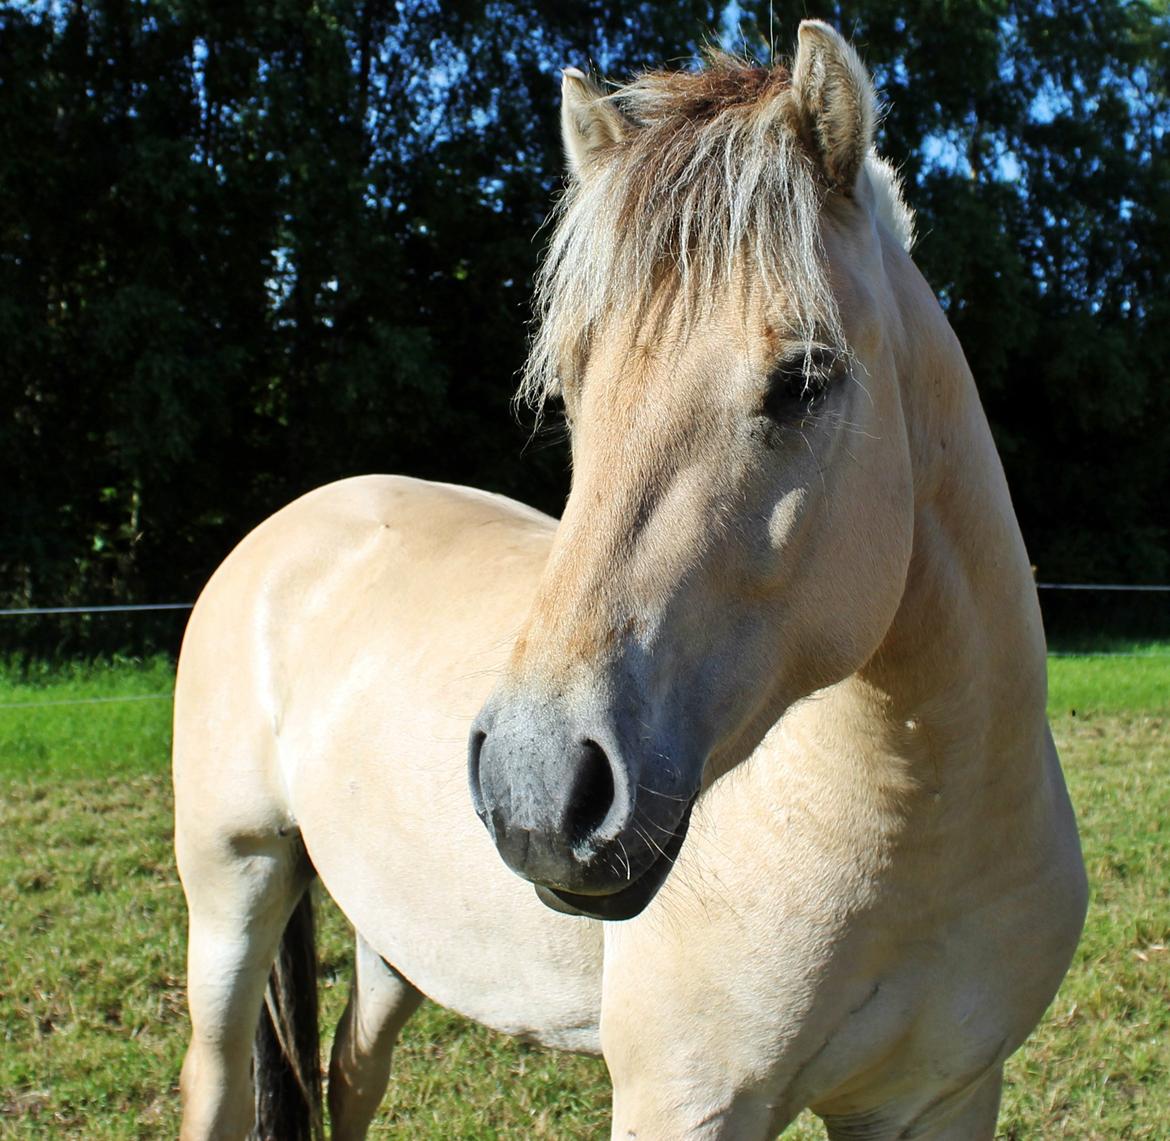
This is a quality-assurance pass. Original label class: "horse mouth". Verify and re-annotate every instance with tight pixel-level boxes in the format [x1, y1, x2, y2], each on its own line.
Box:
[533, 802, 694, 921]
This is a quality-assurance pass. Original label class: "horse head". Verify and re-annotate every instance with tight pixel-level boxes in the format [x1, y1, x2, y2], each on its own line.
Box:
[470, 22, 920, 919]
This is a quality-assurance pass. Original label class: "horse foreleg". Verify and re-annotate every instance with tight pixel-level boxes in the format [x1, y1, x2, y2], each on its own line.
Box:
[177, 832, 310, 1141]
[913, 1066, 1002, 1141]
[607, 1080, 781, 1141]
[820, 1065, 1004, 1141]
[327, 933, 424, 1141]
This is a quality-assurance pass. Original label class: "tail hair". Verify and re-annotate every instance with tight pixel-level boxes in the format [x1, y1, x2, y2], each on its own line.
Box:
[251, 889, 324, 1141]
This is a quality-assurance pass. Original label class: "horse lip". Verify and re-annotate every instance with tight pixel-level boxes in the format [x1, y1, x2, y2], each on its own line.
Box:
[533, 800, 694, 921]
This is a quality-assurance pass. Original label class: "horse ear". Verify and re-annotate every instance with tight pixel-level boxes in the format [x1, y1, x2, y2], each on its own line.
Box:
[561, 67, 627, 179]
[791, 20, 876, 193]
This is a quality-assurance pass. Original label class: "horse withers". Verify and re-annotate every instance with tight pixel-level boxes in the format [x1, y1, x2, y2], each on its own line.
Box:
[174, 21, 1087, 1140]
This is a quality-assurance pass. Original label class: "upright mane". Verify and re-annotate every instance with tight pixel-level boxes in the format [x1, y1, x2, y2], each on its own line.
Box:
[521, 55, 910, 411]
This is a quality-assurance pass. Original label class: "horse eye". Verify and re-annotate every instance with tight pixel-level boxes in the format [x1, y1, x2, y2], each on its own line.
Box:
[761, 348, 836, 421]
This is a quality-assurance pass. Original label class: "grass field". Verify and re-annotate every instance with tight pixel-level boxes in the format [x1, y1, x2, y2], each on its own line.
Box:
[1, 652, 1166, 1138]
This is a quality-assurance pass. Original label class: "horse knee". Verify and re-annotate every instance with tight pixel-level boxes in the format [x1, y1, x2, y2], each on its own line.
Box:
[907, 1067, 1003, 1140]
[608, 1075, 779, 1141]
[178, 1041, 253, 1141]
[820, 1065, 1003, 1141]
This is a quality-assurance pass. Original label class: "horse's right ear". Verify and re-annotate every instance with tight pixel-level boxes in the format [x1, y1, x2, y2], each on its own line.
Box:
[791, 21, 876, 193]
[561, 67, 627, 179]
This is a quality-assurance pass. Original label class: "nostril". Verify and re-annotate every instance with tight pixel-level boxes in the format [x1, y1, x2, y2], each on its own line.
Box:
[568, 738, 616, 847]
[467, 729, 488, 820]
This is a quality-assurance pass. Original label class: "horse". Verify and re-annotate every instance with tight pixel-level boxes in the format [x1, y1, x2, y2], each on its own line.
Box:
[173, 21, 1087, 1140]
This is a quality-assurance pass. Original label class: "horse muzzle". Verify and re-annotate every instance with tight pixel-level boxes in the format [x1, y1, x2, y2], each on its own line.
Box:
[468, 698, 696, 920]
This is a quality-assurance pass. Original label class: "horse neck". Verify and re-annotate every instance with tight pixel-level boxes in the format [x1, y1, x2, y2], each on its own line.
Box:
[843, 245, 1049, 782]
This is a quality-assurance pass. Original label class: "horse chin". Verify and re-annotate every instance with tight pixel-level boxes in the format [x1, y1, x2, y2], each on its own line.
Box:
[533, 802, 694, 921]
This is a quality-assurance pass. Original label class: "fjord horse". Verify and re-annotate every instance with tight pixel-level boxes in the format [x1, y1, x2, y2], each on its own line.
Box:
[174, 21, 1086, 1140]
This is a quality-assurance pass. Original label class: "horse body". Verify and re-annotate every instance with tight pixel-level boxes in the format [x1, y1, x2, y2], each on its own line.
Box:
[268, 479, 605, 1051]
[175, 21, 1086, 1140]
[175, 478, 604, 1048]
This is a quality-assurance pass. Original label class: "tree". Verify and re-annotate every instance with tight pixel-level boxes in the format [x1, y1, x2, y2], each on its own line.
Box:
[1, 0, 1166, 643]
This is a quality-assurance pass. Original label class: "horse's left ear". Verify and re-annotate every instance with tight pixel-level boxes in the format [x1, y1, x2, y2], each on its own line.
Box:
[561, 67, 628, 179]
[791, 20, 876, 194]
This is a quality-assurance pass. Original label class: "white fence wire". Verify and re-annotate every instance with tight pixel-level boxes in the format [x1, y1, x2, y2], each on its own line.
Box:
[1, 583, 1168, 620]
[0, 585, 1165, 710]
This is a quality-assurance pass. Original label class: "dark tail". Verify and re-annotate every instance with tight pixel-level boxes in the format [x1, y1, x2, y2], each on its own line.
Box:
[251, 889, 324, 1141]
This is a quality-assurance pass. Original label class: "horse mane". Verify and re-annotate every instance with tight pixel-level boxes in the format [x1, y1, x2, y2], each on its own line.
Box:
[520, 54, 914, 412]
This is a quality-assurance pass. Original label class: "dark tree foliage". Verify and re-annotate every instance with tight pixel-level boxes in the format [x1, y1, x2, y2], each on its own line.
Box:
[1, 0, 1166, 636]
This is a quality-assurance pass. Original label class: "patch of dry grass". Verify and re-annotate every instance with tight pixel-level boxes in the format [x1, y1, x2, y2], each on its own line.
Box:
[0, 773, 186, 1138]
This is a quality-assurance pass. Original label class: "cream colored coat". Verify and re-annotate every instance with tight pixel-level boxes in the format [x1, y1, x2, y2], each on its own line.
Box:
[174, 21, 1086, 1141]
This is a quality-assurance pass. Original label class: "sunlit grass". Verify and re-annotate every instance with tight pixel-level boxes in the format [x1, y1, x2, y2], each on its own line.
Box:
[0, 656, 173, 779]
[1047, 645, 1169, 717]
[0, 656, 1166, 1136]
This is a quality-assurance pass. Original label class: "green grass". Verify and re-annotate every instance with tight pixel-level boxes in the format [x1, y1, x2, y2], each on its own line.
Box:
[1, 653, 1166, 1137]
[1047, 644, 1170, 716]
[0, 656, 174, 778]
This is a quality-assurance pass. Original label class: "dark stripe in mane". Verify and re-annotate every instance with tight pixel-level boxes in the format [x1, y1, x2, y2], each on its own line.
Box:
[622, 59, 793, 127]
[519, 57, 859, 410]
